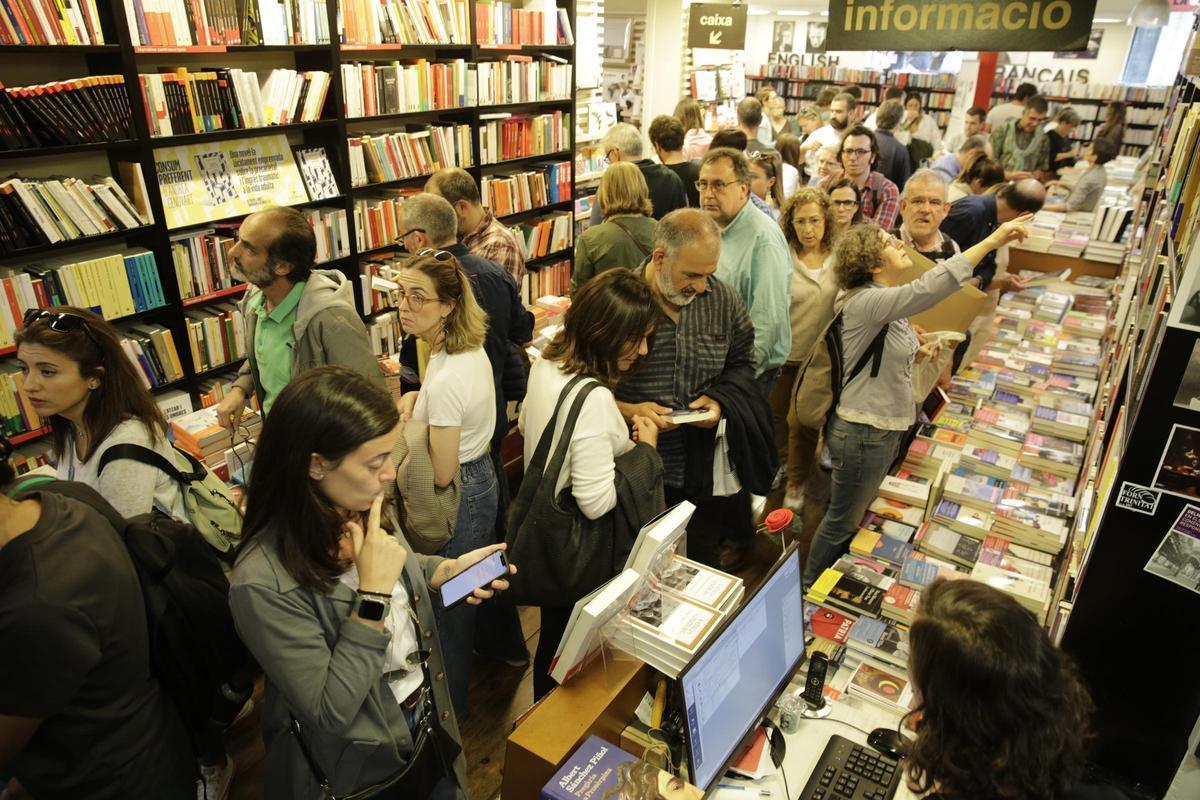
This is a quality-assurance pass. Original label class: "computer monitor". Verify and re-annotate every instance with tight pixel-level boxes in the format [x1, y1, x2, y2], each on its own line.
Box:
[677, 543, 807, 793]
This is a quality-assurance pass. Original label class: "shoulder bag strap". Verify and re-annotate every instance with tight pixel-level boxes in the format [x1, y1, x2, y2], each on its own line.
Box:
[524, 374, 589, 479]
[288, 715, 341, 800]
[838, 286, 891, 388]
[608, 218, 652, 257]
[542, 379, 604, 481]
[98, 442, 206, 483]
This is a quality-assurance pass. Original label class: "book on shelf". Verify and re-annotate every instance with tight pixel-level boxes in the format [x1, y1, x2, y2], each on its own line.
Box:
[0, 76, 132, 149]
[932, 499, 993, 540]
[116, 162, 155, 225]
[118, 323, 185, 389]
[511, 211, 572, 259]
[347, 124, 473, 187]
[483, 161, 571, 216]
[876, 473, 930, 507]
[541, 735, 700, 800]
[8, 440, 52, 476]
[196, 369, 254, 409]
[477, 57, 573, 105]
[0, 174, 148, 253]
[366, 311, 403, 359]
[0, 0, 106, 44]
[303, 206, 351, 264]
[520, 259, 569, 304]
[353, 189, 419, 254]
[832, 555, 899, 592]
[478, 110, 570, 164]
[0, 363, 42, 439]
[340, 59, 475, 118]
[340, 0, 469, 46]
[857, 509, 919, 544]
[140, 67, 330, 136]
[880, 581, 919, 625]
[942, 473, 1005, 512]
[184, 302, 247, 373]
[867, 496, 927, 527]
[170, 225, 243, 301]
[476, 0, 563, 46]
[122, 0, 331, 47]
[978, 534, 1055, 584]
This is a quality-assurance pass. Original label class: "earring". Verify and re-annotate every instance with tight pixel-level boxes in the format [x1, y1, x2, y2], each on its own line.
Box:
[88, 382, 99, 390]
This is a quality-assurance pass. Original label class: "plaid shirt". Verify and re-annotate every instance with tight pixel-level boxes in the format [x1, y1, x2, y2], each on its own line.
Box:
[463, 211, 526, 283]
[858, 172, 901, 231]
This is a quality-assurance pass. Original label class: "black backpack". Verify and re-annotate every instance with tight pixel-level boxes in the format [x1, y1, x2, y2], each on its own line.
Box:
[11, 477, 252, 755]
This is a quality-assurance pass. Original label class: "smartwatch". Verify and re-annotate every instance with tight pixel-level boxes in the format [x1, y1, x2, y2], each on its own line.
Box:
[353, 594, 390, 621]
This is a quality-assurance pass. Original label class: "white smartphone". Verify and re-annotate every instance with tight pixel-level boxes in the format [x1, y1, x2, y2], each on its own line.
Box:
[439, 551, 509, 610]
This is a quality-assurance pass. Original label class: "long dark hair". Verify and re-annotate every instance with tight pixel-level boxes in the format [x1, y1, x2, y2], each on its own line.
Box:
[903, 579, 1093, 800]
[239, 367, 400, 593]
[543, 269, 655, 387]
[16, 306, 166, 461]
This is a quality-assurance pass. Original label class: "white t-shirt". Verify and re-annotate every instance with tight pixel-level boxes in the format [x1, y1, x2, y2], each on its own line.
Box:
[413, 348, 496, 463]
[518, 358, 633, 520]
[782, 162, 801, 199]
[338, 563, 423, 704]
[59, 418, 189, 520]
[986, 101, 1023, 132]
[803, 124, 843, 174]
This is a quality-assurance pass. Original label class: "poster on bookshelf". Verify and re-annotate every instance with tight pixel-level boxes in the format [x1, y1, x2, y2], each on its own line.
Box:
[1151, 423, 1200, 500]
[154, 135, 308, 229]
[1144, 504, 1200, 595]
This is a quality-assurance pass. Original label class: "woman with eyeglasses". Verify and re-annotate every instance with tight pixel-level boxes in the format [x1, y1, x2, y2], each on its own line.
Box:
[571, 162, 657, 294]
[393, 251, 497, 715]
[903, 579, 1129, 800]
[802, 218, 1031, 587]
[748, 154, 784, 221]
[771, 189, 839, 514]
[827, 178, 864, 237]
[230, 366, 514, 800]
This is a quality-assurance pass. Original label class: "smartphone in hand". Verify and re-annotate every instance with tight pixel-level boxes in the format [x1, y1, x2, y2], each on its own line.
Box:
[440, 551, 509, 610]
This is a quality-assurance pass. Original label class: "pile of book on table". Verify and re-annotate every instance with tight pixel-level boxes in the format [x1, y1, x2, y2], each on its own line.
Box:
[170, 405, 262, 482]
[804, 278, 1113, 714]
[549, 502, 745, 683]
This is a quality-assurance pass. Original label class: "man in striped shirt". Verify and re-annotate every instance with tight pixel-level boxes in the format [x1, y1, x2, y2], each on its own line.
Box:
[615, 209, 758, 569]
[426, 167, 526, 283]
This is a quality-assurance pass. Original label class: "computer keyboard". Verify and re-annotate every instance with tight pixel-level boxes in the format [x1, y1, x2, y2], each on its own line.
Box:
[797, 734, 901, 800]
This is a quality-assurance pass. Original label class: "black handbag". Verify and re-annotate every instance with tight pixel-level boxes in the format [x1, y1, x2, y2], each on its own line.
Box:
[504, 375, 615, 606]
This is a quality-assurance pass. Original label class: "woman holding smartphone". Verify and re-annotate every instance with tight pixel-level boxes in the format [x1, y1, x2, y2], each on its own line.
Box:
[230, 367, 513, 800]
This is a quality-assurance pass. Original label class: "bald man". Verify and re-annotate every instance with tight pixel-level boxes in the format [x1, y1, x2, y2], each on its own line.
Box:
[941, 178, 1045, 293]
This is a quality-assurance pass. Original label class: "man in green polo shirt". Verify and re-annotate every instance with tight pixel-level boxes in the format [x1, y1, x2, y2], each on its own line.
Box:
[216, 206, 384, 427]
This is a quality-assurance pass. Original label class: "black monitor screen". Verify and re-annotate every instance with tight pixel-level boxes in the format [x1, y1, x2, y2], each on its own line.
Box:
[678, 545, 806, 792]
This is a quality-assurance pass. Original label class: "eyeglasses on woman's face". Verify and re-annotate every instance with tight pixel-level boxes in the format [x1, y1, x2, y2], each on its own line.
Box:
[832, 199, 859, 208]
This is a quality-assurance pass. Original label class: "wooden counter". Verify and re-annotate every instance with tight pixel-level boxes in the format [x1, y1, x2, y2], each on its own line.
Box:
[1008, 248, 1121, 280]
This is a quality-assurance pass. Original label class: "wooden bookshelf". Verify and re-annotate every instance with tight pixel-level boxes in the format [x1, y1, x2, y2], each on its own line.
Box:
[0, 0, 579, 423]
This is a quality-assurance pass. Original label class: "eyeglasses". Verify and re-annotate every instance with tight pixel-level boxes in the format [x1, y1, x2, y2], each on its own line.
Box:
[22, 309, 102, 350]
[842, 148, 872, 159]
[394, 227, 426, 244]
[832, 199, 859, 207]
[696, 179, 741, 193]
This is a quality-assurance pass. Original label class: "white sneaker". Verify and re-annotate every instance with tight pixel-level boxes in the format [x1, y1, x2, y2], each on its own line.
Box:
[784, 483, 806, 512]
[197, 754, 235, 800]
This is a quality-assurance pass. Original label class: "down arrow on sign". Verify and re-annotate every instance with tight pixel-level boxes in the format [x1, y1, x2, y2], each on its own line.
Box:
[709, 30, 722, 46]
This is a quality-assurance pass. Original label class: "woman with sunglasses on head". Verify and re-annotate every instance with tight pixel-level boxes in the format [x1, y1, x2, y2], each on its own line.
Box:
[903, 579, 1128, 800]
[827, 178, 864, 237]
[394, 251, 497, 715]
[771, 189, 839, 514]
[802, 217, 1031, 587]
[521, 269, 662, 701]
[230, 367, 513, 800]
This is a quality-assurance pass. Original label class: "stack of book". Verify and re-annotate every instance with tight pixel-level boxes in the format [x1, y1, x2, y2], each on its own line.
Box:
[0, 76, 132, 149]
[141, 67, 331, 136]
[482, 161, 572, 216]
[0, 175, 150, 253]
[0, 0, 106, 44]
[341, 60, 475, 118]
[118, 323, 186, 389]
[347, 125, 473, 187]
[478, 111, 570, 164]
[477, 57, 573, 105]
[170, 405, 262, 472]
[511, 211, 572, 259]
[341, 0, 469, 46]
[184, 303, 247, 373]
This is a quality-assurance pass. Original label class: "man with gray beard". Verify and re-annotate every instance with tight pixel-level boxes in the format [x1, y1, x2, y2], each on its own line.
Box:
[615, 209, 763, 570]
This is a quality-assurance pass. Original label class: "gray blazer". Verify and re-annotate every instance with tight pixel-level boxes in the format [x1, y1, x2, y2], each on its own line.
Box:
[230, 526, 467, 800]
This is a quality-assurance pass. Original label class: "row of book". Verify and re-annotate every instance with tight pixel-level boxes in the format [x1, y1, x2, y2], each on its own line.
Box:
[184, 302, 247, 373]
[996, 80, 1170, 104]
[141, 67, 331, 136]
[341, 59, 473, 119]
[0, 75, 133, 149]
[361, 252, 402, 314]
[751, 64, 957, 90]
[519, 258, 568, 305]
[477, 56, 572, 106]
[511, 210, 571, 260]
[475, 0, 573, 47]
[121, 0, 330, 47]
[481, 160, 570, 217]
[354, 190, 413, 255]
[479, 111, 570, 165]
[6, 438, 51, 477]
[0, 172, 151, 254]
[347, 124, 473, 187]
[0, 0, 105, 44]
[119, 321, 187, 389]
[0, 364, 43, 439]
[340, 0, 468, 46]
[366, 309, 403, 358]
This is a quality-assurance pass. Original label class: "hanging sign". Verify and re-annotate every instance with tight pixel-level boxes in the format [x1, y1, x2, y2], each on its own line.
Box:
[687, 3, 747, 50]
[825, 0, 1096, 52]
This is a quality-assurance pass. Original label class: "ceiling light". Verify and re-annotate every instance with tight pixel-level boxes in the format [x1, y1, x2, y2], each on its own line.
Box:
[747, 7, 771, 15]
[1093, 18, 1122, 24]
[779, 10, 811, 16]
[1127, 0, 1170, 27]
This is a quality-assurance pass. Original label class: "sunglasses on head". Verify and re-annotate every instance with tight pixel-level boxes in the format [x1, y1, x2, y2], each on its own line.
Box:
[22, 309, 102, 350]
[414, 248, 453, 261]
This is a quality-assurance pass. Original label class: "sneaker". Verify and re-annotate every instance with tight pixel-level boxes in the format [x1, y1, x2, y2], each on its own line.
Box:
[196, 755, 235, 800]
[784, 483, 806, 512]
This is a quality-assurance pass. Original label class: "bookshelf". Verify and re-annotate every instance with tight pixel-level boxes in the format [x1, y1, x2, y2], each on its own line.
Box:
[0, 0, 578, 451]
[1049, 21, 1200, 795]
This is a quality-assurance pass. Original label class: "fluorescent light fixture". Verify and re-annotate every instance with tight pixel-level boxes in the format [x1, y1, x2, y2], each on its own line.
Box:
[1093, 18, 1123, 23]
[779, 10, 811, 15]
[1128, 0, 1170, 27]
[747, 8, 771, 15]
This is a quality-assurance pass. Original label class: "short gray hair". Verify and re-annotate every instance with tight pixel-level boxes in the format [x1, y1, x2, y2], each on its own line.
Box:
[700, 147, 751, 185]
[600, 122, 643, 158]
[405, 193, 458, 246]
[902, 168, 948, 200]
[960, 134, 989, 154]
[796, 105, 821, 122]
[653, 208, 720, 259]
[737, 96, 764, 128]
[875, 99, 904, 131]
[1055, 106, 1081, 126]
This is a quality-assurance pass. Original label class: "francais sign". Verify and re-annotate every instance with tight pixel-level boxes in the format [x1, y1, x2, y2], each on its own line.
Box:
[687, 3, 747, 50]
[826, 0, 1096, 52]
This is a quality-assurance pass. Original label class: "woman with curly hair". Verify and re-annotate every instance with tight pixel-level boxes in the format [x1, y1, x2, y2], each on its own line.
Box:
[802, 217, 1030, 586]
[771, 188, 838, 512]
[903, 579, 1127, 800]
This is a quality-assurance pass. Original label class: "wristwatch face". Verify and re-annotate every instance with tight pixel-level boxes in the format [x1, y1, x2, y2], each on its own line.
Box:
[358, 598, 387, 621]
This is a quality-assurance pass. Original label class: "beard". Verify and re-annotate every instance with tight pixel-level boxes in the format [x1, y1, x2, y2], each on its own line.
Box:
[831, 116, 848, 131]
[656, 264, 697, 307]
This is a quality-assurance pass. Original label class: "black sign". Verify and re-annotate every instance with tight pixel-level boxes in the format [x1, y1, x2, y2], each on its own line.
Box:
[687, 3, 747, 50]
[826, 0, 1096, 52]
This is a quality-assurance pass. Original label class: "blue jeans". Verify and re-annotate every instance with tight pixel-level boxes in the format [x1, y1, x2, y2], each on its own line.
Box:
[803, 417, 905, 586]
[435, 453, 498, 715]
